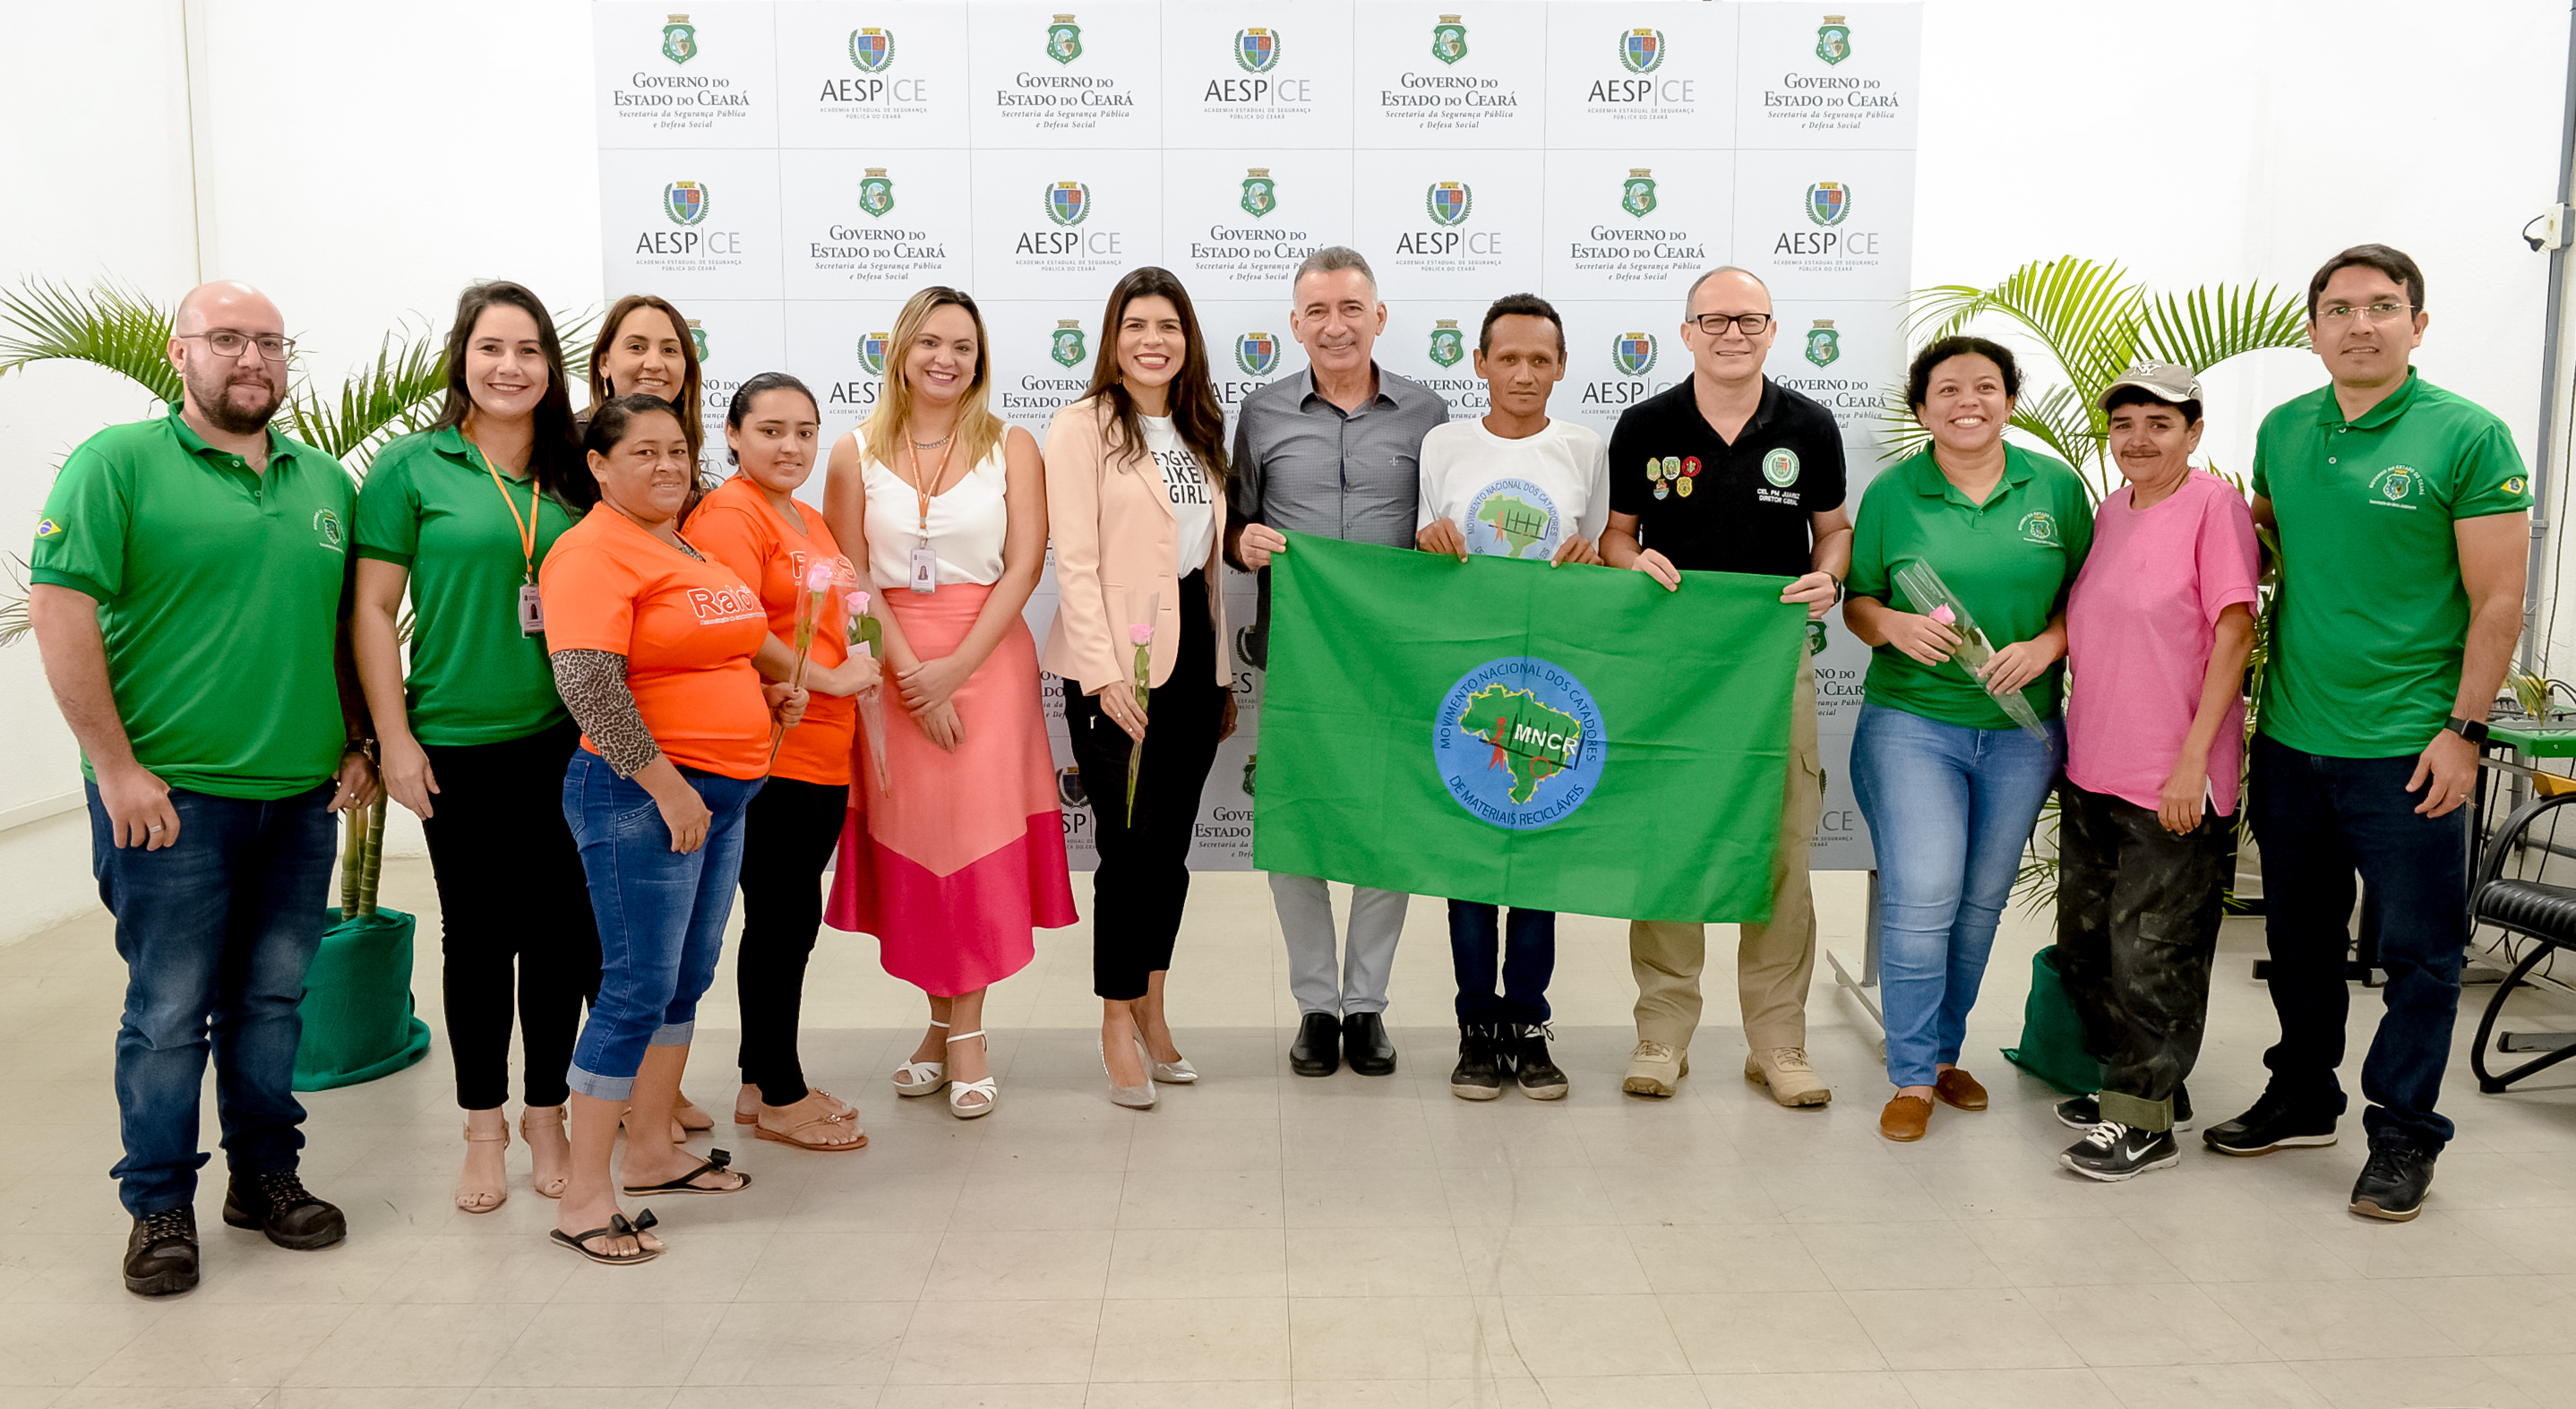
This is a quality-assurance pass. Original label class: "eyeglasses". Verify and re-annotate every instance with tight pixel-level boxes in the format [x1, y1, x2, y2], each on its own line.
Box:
[1687, 313, 1773, 337]
[176, 329, 296, 362]
[2314, 303, 2414, 325]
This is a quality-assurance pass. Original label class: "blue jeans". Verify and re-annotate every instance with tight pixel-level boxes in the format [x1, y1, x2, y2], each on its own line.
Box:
[562, 751, 760, 1101]
[1850, 702, 2064, 1088]
[1447, 901, 1554, 1026]
[90, 780, 338, 1217]
[2248, 735, 2468, 1153]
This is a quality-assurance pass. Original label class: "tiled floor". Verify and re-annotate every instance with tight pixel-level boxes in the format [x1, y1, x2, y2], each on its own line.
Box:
[4, 860, 2575, 1408]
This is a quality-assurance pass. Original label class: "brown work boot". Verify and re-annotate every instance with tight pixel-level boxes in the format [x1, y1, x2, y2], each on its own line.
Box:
[1879, 1093, 1933, 1142]
[1933, 1068, 1988, 1112]
[1744, 1047, 1831, 1108]
[1622, 1040, 1690, 1097]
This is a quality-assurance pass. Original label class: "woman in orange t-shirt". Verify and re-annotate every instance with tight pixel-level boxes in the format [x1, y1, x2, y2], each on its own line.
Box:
[686, 373, 880, 1152]
[538, 393, 807, 1266]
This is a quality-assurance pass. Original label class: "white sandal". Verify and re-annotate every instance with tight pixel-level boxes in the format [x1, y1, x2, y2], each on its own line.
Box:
[892, 1018, 949, 1097]
[947, 1029, 997, 1119]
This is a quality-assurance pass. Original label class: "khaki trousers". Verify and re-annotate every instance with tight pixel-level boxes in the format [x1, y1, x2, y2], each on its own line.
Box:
[1630, 652, 1823, 1052]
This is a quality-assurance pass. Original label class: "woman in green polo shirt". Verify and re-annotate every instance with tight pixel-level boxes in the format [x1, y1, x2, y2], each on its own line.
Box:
[1843, 335, 2092, 1144]
[353, 280, 597, 1214]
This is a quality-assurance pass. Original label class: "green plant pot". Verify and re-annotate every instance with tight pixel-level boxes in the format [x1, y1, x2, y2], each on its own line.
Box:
[293, 906, 432, 1092]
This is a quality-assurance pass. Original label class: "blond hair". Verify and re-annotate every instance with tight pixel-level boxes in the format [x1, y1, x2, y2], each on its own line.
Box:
[860, 286, 1005, 475]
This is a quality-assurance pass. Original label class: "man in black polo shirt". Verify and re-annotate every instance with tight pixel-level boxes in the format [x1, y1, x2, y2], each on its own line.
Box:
[1602, 265, 1850, 1105]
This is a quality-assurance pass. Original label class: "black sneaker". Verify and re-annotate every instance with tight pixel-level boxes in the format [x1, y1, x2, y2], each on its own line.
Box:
[220, 1171, 346, 1250]
[2203, 1091, 2338, 1156]
[123, 1207, 199, 1297]
[2350, 1143, 2437, 1222]
[2056, 1084, 2194, 1132]
[1508, 1024, 1569, 1101]
[1450, 1027, 1503, 1101]
[2061, 1122, 2182, 1181]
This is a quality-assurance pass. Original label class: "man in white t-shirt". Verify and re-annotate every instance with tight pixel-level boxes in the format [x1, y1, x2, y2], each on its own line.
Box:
[1415, 294, 1609, 1102]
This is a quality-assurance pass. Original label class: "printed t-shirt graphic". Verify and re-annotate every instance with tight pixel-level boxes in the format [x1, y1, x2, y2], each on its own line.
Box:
[539, 506, 774, 779]
[1416, 417, 1610, 563]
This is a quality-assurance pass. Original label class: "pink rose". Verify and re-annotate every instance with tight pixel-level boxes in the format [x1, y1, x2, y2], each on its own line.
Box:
[846, 590, 869, 614]
[1929, 604, 1956, 626]
[1129, 624, 1154, 646]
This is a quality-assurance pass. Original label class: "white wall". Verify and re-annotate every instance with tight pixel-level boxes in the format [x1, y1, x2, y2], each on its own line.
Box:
[2, 0, 2569, 940]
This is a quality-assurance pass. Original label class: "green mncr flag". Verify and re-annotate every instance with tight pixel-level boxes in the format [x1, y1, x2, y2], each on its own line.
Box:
[1255, 532, 1802, 924]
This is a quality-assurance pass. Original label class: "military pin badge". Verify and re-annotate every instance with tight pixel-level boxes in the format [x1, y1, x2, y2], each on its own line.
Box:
[1683, 456, 1702, 477]
[1654, 479, 1670, 500]
[1677, 477, 1694, 498]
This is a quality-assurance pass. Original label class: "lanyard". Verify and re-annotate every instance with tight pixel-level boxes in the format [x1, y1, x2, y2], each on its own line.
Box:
[463, 432, 542, 583]
[898, 430, 957, 537]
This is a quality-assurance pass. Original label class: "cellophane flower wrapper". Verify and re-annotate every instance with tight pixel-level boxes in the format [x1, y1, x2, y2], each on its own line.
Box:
[769, 561, 850, 768]
[1125, 592, 1158, 827]
[847, 590, 891, 796]
[1893, 560, 2051, 744]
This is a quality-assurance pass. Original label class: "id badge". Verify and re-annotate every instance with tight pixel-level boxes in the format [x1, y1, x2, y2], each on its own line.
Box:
[908, 544, 939, 594]
[518, 583, 545, 636]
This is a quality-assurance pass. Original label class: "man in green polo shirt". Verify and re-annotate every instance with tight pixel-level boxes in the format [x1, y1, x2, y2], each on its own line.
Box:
[2204, 245, 2530, 1224]
[29, 280, 378, 1296]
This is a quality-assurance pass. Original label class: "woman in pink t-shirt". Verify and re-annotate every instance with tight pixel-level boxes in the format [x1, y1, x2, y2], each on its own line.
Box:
[2056, 364, 2260, 1182]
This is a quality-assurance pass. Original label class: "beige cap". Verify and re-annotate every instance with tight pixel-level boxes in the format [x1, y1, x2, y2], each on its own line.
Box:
[2099, 360, 2203, 411]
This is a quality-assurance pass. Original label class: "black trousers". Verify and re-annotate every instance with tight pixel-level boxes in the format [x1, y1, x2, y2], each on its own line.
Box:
[2054, 778, 2235, 1131]
[734, 775, 852, 1107]
[418, 720, 601, 1110]
[1062, 568, 1230, 1001]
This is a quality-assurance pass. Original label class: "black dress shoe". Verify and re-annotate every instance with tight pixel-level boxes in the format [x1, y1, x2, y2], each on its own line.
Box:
[221, 1171, 347, 1250]
[124, 1207, 199, 1297]
[1344, 1012, 1397, 1076]
[2350, 1142, 2437, 1222]
[1289, 1011, 1341, 1078]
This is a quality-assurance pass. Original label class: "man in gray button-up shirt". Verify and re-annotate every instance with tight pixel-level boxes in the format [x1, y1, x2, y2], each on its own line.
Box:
[1224, 246, 1450, 1082]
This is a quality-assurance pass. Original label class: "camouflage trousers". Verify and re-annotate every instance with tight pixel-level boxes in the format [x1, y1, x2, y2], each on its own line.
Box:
[2055, 778, 2237, 1132]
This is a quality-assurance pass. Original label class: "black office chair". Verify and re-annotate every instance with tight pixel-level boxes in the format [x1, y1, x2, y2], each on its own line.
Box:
[2469, 786, 2576, 1092]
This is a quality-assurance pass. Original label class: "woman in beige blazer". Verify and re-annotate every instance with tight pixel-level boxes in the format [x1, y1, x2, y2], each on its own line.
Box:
[1042, 266, 1237, 1110]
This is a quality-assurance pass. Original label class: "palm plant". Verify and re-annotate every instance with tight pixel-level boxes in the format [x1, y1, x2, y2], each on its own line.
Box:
[0, 278, 592, 916]
[1889, 256, 2313, 500]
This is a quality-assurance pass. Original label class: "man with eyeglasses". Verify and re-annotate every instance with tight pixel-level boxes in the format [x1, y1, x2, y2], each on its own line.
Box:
[2208, 244, 2530, 1222]
[30, 280, 377, 1295]
[1601, 266, 1849, 1104]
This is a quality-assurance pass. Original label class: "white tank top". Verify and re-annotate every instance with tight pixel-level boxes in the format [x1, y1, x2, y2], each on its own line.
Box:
[856, 436, 1010, 588]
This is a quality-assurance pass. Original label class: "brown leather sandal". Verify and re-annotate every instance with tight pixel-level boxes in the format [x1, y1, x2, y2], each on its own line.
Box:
[753, 1090, 868, 1152]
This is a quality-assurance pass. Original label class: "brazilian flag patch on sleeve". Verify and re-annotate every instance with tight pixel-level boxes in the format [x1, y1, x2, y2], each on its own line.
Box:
[34, 517, 63, 539]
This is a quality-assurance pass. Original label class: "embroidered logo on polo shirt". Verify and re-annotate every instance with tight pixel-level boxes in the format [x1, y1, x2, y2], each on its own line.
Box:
[1762, 449, 1800, 487]
[2370, 466, 2421, 510]
[2018, 510, 2060, 546]
[33, 517, 63, 539]
[2508, 476, 2529, 495]
[313, 509, 345, 552]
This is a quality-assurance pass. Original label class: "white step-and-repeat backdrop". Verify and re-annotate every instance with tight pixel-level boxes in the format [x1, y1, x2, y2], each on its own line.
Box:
[593, 0, 1920, 872]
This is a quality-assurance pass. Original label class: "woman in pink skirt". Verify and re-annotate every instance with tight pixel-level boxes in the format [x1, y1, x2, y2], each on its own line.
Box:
[822, 286, 1075, 1119]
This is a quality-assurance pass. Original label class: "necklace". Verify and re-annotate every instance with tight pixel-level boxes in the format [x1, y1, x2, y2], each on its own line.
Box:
[910, 433, 952, 450]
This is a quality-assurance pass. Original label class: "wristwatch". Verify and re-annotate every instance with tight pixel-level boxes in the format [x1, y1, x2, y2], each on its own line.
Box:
[2445, 716, 2491, 744]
